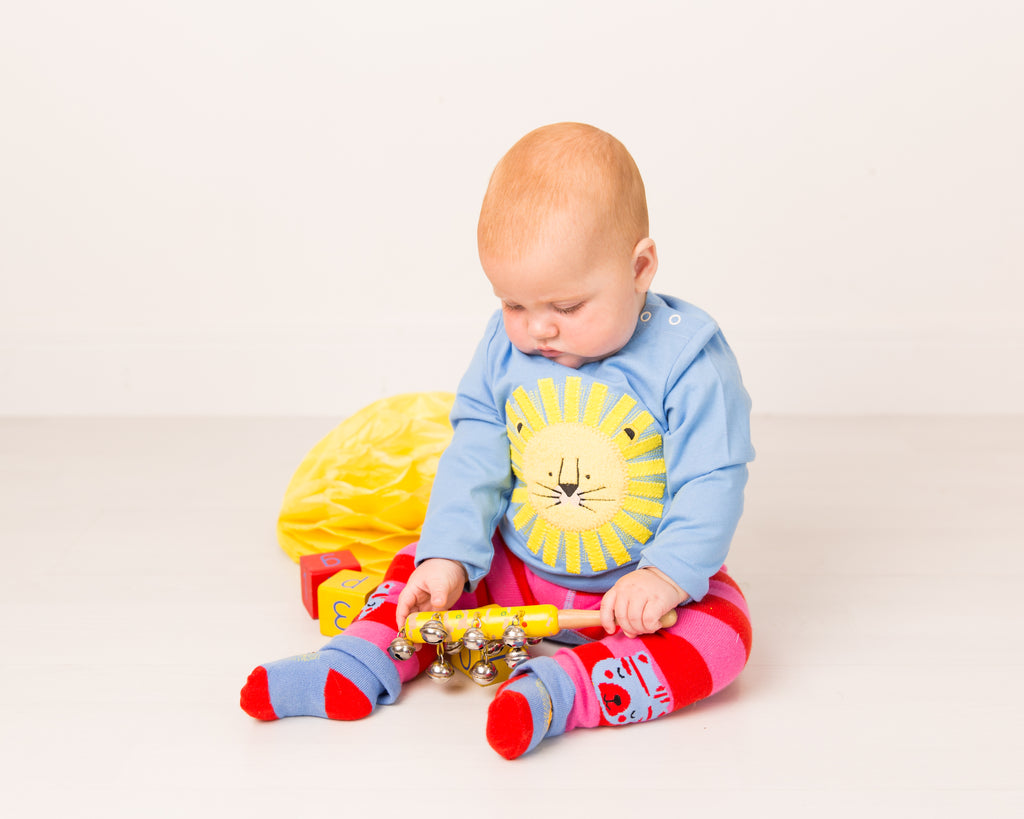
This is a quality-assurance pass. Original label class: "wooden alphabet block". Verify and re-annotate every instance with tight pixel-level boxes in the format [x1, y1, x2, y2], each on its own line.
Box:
[300, 550, 361, 619]
[317, 570, 381, 636]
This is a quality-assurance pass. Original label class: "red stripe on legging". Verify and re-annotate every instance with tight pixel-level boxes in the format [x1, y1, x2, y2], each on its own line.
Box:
[642, 632, 714, 711]
[571, 638, 615, 672]
[383, 552, 416, 583]
[360, 600, 399, 628]
[474, 574, 491, 606]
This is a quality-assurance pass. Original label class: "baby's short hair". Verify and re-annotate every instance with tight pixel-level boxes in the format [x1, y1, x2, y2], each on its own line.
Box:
[478, 123, 649, 261]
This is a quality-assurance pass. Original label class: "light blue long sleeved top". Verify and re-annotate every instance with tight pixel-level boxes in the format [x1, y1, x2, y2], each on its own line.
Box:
[414, 292, 755, 602]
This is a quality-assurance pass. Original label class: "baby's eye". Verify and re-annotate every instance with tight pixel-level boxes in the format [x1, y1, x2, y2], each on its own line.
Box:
[502, 302, 524, 312]
[554, 303, 584, 315]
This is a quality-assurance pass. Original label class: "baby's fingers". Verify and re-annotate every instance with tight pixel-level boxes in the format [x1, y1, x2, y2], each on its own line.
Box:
[599, 590, 619, 634]
[429, 586, 452, 611]
[640, 603, 666, 635]
[395, 585, 428, 628]
[619, 597, 645, 639]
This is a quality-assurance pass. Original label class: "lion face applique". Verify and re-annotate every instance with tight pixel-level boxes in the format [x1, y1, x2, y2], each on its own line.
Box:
[591, 650, 672, 725]
[506, 376, 666, 575]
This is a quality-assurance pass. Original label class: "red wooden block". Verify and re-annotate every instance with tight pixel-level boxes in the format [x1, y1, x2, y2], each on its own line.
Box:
[300, 550, 361, 618]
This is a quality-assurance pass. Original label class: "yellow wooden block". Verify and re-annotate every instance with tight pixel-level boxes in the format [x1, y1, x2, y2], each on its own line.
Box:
[317, 570, 381, 636]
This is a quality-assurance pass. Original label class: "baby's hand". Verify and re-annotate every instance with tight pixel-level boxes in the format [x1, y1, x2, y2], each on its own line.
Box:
[599, 567, 689, 639]
[395, 558, 468, 629]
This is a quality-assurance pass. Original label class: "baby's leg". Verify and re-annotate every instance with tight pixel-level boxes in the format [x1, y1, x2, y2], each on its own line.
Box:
[240, 543, 479, 721]
[486, 570, 752, 758]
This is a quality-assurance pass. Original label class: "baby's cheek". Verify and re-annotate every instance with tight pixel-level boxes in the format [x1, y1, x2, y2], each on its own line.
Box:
[511, 332, 536, 356]
[501, 318, 524, 348]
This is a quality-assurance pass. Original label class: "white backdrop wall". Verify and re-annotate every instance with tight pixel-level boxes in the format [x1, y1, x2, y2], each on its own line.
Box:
[2, 1, 1022, 416]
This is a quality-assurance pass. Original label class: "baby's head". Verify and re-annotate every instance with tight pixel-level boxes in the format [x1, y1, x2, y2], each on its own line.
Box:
[478, 123, 658, 369]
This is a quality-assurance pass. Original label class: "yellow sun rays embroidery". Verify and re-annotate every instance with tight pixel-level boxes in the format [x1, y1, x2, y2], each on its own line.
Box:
[506, 377, 666, 574]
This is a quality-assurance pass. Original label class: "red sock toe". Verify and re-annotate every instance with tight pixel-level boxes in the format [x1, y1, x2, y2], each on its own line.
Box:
[323, 669, 374, 721]
[240, 666, 278, 721]
[486, 690, 533, 760]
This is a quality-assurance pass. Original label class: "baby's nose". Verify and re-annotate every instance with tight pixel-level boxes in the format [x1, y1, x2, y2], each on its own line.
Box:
[529, 315, 558, 339]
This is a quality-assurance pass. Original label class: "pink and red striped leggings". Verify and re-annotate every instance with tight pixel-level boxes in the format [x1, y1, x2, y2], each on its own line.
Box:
[347, 533, 752, 729]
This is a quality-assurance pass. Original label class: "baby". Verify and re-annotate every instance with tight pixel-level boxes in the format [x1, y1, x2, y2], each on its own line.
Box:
[241, 123, 755, 759]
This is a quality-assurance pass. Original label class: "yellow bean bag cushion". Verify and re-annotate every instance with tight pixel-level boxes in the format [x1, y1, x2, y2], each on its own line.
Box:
[277, 392, 455, 576]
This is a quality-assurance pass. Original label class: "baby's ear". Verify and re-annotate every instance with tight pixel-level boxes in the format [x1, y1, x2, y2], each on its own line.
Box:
[632, 238, 658, 290]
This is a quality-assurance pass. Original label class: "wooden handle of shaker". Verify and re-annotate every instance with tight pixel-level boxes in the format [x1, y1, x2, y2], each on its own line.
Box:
[557, 608, 678, 630]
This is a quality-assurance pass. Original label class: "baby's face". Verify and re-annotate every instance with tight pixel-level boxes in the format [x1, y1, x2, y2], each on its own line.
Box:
[482, 227, 656, 370]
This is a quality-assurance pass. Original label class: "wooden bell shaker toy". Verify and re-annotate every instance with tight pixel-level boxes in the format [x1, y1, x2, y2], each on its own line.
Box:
[388, 604, 678, 686]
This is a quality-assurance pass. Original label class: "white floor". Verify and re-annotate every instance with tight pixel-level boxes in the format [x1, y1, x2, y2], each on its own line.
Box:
[1, 416, 1021, 817]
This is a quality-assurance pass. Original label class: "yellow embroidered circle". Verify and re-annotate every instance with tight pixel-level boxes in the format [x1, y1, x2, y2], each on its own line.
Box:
[506, 377, 667, 574]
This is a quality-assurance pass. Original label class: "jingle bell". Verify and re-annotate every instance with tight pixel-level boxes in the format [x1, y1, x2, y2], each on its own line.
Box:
[420, 619, 449, 644]
[426, 657, 455, 682]
[502, 623, 527, 648]
[505, 647, 530, 669]
[462, 626, 486, 651]
[387, 634, 418, 662]
[469, 659, 499, 685]
[444, 639, 463, 655]
[482, 640, 504, 658]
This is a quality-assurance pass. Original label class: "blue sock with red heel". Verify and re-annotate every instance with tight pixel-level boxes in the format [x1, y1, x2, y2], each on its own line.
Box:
[485, 657, 575, 759]
[240, 635, 400, 721]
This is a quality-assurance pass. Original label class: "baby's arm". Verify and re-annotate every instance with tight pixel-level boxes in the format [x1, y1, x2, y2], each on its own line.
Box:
[633, 331, 754, 608]
[599, 567, 689, 639]
[395, 558, 469, 628]
[412, 313, 512, 592]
